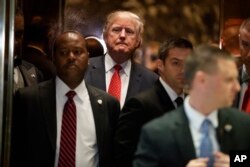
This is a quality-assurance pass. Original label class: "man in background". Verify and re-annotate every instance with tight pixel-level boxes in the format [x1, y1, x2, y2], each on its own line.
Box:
[114, 37, 193, 167]
[234, 18, 250, 113]
[13, 11, 43, 93]
[22, 15, 56, 80]
[85, 10, 158, 108]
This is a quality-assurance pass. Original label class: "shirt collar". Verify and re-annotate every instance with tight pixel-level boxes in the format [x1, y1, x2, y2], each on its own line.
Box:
[56, 76, 87, 103]
[159, 77, 184, 102]
[242, 64, 250, 83]
[104, 53, 131, 76]
[184, 96, 219, 131]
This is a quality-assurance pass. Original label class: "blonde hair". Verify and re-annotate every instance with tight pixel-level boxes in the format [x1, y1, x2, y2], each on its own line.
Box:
[103, 10, 144, 42]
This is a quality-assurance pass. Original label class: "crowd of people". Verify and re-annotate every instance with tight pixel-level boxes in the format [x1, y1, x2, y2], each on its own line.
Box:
[9, 8, 250, 167]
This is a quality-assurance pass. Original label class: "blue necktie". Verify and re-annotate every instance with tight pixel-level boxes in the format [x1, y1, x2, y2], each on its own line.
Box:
[199, 119, 214, 167]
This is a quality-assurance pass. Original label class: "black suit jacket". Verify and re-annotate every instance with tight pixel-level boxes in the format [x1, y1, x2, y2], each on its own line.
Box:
[133, 107, 250, 167]
[114, 80, 176, 167]
[11, 79, 120, 167]
[18, 60, 44, 86]
[84, 56, 158, 102]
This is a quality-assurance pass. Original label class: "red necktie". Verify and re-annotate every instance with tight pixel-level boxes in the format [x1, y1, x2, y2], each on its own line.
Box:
[58, 91, 77, 167]
[242, 82, 250, 113]
[108, 64, 122, 101]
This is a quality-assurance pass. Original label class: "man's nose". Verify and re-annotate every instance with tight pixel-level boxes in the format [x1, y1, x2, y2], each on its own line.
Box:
[235, 80, 241, 92]
[247, 50, 250, 57]
[120, 29, 126, 38]
[68, 52, 76, 60]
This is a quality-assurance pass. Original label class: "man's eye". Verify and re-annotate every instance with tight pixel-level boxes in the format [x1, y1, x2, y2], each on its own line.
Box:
[172, 61, 179, 65]
[73, 49, 83, 55]
[125, 29, 135, 35]
[243, 42, 249, 47]
[59, 50, 68, 55]
[241, 40, 250, 49]
[112, 28, 122, 33]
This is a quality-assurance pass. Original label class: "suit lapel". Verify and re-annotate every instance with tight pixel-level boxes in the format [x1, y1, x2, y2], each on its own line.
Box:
[86, 85, 106, 154]
[154, 80, 176, 112]
[86, 56, 106, 91]
[39, 80, 57, 150]
[19, 62, 38, 86]
[216, 109, 232, 154]
[173, 107, 196, 163]
[126, 63, 143, 101]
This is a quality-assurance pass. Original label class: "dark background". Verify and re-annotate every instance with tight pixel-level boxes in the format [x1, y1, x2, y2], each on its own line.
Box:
[21, 0, 250, 46]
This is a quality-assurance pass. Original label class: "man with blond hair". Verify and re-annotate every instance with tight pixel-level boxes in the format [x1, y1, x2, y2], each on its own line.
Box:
[85, 11, 158, 108]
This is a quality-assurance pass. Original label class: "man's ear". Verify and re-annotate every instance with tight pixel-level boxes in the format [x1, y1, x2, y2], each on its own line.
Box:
[157, 59, 164, 72]
[136, 37, 142, 48]
[195, 71, 206, 85]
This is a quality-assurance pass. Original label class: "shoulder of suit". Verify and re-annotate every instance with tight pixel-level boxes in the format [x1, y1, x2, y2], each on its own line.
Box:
[86, 83, 118, 100]
[86, 84, 105, 94]
[20, 60, 37, 69]
[89, 56, 103, 65]
[131, 86, 157, 101]
[132, 62, 158, 78]
[220, 107, 250, 122]
[143, 108, 180, 131]
[19, 79, 53, 93]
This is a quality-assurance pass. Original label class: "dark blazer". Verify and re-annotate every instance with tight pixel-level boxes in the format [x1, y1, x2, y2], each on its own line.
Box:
[18, 60, 44, 86]
[114, 79, 176, 167]
[84, 56, 158, 102]
[133, 107, 250, 167]
[11, 79, 120, 167]
[233, 67, 243, 108]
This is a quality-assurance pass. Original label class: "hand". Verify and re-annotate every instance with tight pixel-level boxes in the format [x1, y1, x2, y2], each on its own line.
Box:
[213, 152, 230, 167]
[186, 158, 208, 167]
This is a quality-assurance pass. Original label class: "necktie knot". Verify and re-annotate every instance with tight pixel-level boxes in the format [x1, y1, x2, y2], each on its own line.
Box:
[200, 119, 211, 136]
[66, 91, 76, 100]
[114, 64, 122, 72]
[175, 97, 183, 107]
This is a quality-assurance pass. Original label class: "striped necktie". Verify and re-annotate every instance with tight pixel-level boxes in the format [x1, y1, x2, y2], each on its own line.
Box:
[58, 91, 77, 167]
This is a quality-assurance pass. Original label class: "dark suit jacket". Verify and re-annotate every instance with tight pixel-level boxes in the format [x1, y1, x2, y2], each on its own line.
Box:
[11, 79, 120, 167]
[84, 56, 158, 102]
[114, 79, 176, 167]
[133, 107, 250, 167]
[18, 60, 44, 86]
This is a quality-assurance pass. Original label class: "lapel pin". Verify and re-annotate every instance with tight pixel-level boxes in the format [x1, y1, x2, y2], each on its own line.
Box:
[31, 74, 36, 78]
[97, 99, 102, 105]
[224, 124, 232, 132]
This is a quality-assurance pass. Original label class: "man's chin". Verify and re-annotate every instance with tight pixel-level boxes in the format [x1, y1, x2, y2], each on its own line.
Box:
[116, 48, 129, 53]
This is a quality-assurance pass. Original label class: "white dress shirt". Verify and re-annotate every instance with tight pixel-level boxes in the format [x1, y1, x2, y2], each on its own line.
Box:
[184, 96, 220, 157]
[105, 53, 131, 108]
[159, 77, 184, 108]
[54, 77, 98, 167]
